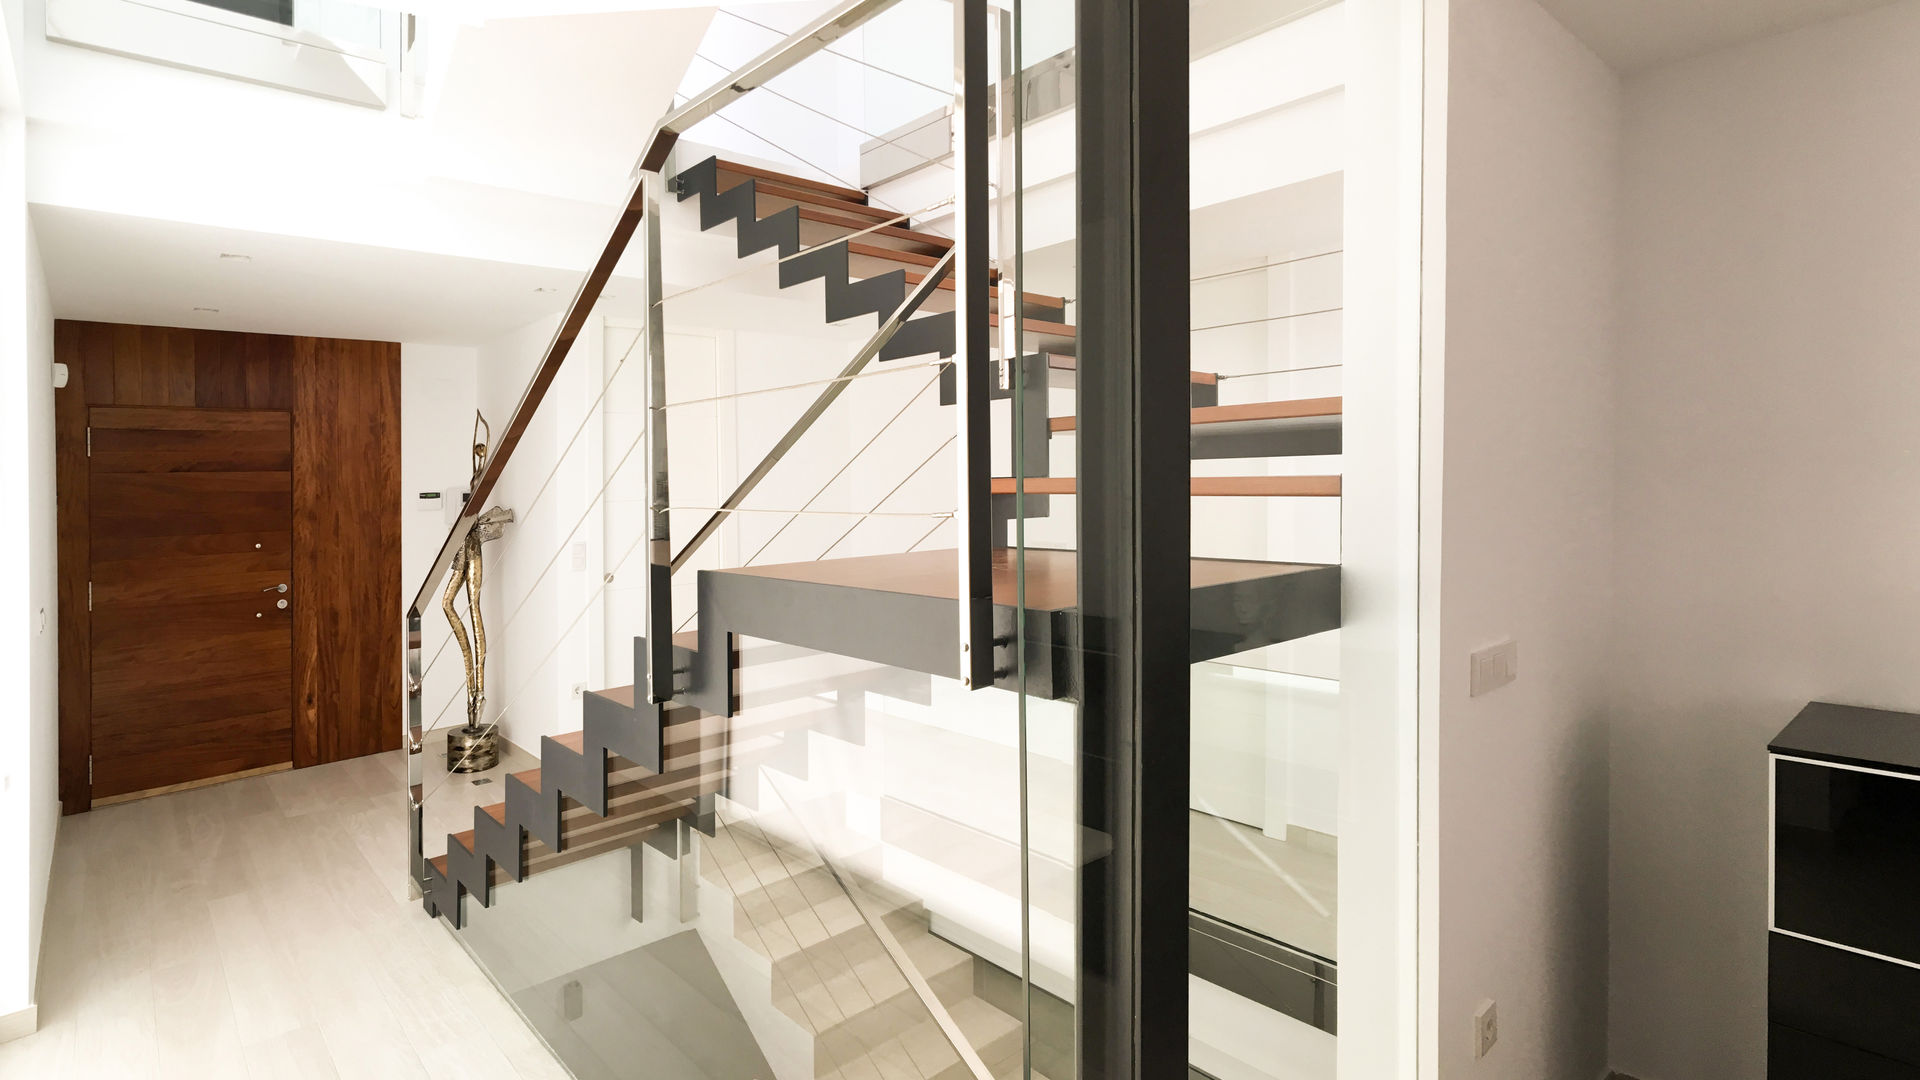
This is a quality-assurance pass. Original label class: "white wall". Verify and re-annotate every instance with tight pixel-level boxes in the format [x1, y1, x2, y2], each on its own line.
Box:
[0, 2, 56, 1033]
[453, 310, 609, 751]
[1433, 0, 1618, 1076]
[1608, 5, 1920, 1077]
[401, 342, 482, 741]
[21, 205, 53, 1029]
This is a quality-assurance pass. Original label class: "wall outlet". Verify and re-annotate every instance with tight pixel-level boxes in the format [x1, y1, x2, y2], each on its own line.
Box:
[1473, 999, 1498, 1059]
[1469, 639, 1518, 697]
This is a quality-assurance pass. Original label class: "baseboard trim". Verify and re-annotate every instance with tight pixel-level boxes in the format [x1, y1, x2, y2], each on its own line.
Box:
[0, 1004, 39, 1044]
[92, 761, 292, 807]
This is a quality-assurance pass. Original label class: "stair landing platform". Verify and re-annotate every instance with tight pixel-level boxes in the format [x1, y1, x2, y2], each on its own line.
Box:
[693, 548, 1339, 702]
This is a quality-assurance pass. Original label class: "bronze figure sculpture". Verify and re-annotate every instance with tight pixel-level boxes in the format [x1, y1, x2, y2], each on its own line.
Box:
[444, 411, 515, 773]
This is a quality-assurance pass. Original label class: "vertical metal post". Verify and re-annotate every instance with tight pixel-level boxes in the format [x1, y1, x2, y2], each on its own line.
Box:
[953, 0, 993, 690]
[1075, 0, 1191, 1075]
[995, 9, 1037, 1080]
[996, 9, 1027, 475]
[641, 174, 675, 703]
[406, 610, 426, 897]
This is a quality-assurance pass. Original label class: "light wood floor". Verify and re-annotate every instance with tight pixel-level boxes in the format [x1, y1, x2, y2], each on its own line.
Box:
[0, 751, 568, 1080]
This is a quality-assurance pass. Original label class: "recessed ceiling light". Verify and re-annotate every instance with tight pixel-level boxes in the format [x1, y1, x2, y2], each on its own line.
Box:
[218, 253, 252, 262]
[194, 306, 221, 313]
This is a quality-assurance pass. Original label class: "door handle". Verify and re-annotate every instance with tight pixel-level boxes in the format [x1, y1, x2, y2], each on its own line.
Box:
[263, 583, 289, 593]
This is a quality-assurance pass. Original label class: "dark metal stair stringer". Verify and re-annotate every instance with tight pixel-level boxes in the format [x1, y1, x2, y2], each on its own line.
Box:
[671, 154, 958, 362]
[422, 636, 681, 928]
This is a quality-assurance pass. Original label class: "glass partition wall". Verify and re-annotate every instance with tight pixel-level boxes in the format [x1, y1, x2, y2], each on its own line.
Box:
[406, 2, 1423, 1077]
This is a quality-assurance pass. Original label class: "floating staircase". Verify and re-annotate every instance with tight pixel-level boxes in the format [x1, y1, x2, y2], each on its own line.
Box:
[667, 154, 1345, 717]
[427, 151, 1345, 908]
[421, 152, 1346, 1077]
[423, 637, 913, 927]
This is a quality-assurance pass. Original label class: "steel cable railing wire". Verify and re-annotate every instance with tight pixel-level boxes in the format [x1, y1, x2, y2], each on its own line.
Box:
[419, 368, 957, 738]
[734, 368, 944, 567]
[416, 188, 957, 720]
[421, 463, 950, 793]
[685, 52, 949, 183]
[418, 341, 952, 748]
[426, 54, 974, 779]
[1190, 249, 1344, 284]
[417, 395, 952, 741]
[671, 387, 956, 638]
[413, 323, 650, 727]
[716, 7, 952, 99]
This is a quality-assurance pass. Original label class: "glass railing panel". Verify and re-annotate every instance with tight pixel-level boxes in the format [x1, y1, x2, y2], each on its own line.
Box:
[411, 307, 656, 884]
[631, 10, 1045, 1077]
[1181, 0, 1423, 1075]
[450, 836, 779, 1080]
[1184, 1, 1351, 1072]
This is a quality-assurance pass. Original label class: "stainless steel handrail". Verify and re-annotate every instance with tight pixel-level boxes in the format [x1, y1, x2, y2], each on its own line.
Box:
[635, 0, 909, 174]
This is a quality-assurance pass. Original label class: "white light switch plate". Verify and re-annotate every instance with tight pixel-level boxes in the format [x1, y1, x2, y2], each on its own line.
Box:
[1469, 640, 1518, 697]
[1474, 999, 1498, 1058]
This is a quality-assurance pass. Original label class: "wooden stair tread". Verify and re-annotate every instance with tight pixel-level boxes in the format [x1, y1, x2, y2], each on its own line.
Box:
[748, 180, 894, 222]
[1047, 396, 1342, 433]
[900, 268, 1066, 310]
[715, 158, 867, 205]
[991, 475, 1341, 497]
[798, 207, 951, 254]
[1042, 353, 1213, 384]
[987, 313, 1076, 339]
[721, 547, 1331, 613]
[590, 684, 636, 708]
[844, 241, 1002, 284]
[551, 730, 586, 752]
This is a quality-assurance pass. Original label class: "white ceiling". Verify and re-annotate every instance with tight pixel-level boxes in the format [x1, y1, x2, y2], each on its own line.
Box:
[426, 8, 715, 205]
[31, 204, 653, 345]
[1534, 0, 1899, 70]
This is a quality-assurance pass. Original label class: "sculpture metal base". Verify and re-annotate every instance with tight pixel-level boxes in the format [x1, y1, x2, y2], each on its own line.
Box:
[446, 726, 500, 774]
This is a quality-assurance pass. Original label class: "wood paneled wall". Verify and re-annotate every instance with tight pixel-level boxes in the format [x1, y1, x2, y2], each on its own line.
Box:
[55, 322, 402, 813]
[292, 337, 403, 767]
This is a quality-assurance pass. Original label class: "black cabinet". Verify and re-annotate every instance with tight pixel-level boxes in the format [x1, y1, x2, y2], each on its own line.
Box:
[1769, 702, 1920, 1078]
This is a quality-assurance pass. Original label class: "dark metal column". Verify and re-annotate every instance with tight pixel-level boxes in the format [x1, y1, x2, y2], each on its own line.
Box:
[953, 0, 994, 691]
[641, 173, 675, 704]
[1074, 0, 1191, 1075]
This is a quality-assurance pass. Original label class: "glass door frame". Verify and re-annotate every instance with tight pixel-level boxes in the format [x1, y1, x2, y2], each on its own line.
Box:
[1069, 0, 1194, 1075]
[1064, 0, 1428, 1076]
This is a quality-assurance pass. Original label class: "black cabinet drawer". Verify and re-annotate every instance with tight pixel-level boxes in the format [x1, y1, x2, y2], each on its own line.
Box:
[1774, 758, 1920, 964]
[1772, 1023, 1920, 1079]
[1770, 933, 1920, 1066]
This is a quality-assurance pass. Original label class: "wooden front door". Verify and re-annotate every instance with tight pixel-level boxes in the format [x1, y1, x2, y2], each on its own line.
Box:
[87, 406, 295, 800]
